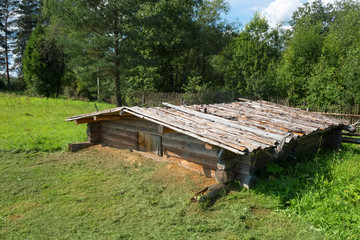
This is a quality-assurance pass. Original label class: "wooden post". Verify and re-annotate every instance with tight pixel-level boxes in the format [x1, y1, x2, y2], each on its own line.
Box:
[97, 77, 100, 102]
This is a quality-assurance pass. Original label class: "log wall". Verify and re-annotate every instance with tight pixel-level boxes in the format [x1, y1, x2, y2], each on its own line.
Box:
[90, 116, 222, 177]
[86, 117, 343, 189]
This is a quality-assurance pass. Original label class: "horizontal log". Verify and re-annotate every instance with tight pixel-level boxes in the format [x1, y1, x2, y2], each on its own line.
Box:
[342, 132, 360, 137]
[161, 132, 210, 146]
[93, 115, 122, 121]
[101, 125, 138, 142]
[117, 118, 159, 130]
[101, 132, 138, 148]
[100, 139, 137, 150]
[163, 146, 217, 170]
[68, 142, 93, 152]
[76, 118, 98, 124]
[101, 120, 159, 135]
[342, 137, 360, 144]
[233, 163, 256, 175]
[162, 137, 220, 159]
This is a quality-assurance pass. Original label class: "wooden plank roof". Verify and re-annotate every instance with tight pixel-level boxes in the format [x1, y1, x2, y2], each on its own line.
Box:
[66, 99, 349, 155]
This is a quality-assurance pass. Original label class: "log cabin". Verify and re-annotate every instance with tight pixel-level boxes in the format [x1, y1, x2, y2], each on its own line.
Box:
[66, 99, 350, 188]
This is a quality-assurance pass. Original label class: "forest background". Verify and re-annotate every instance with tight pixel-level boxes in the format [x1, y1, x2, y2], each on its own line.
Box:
[1, 0, 360, 111]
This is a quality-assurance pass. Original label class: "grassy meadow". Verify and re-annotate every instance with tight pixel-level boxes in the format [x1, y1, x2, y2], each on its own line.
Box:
[0, 93, 114, 152]
[1, 93, 359, 239]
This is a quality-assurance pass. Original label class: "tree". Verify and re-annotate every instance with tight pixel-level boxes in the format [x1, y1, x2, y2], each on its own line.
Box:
[44, 0, 231, 104]
[44, 0, 157, 106]
[275, 0, 336, 105]
[307, 1, 360, 108]
[0, 0, 17, 89]
[218, 12, 282, 99]
[132, 0, 231, 92]
[13, 0, 41, 78]
[23, 25, 65, 97]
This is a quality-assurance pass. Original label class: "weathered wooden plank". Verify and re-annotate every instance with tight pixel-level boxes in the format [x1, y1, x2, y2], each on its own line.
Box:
[101, 120, 159, 135]
[234, 163, 256, 175]
[101, 132, 138, 148]
[213, 103, 322, 133]
[76, 118, 98, 124]
[197, 104, 305, 136]
[66, 107, 124, 122]
[256, 100, 347, 125]
[124, 108, 248, 155]
[342, 137, 360, 144]
[342, 132, 360, 137]
[101, 139, 136, 150]
[162, 103, 287, 142]
[138, 132, 162, 156]
[162, 132, 219, 146]
[157, 107, 275, 149]
[93, 115, 123, 121]
[116, 118, 159, 130]
[101, 125, 138, 142]
[227, 101, 329, 129]
[162, 137, 220, 159]
[163, 146, 218, 170]
[147, 107, 271, 151]
[87, 122, 101, 143]
[68, 142, 93, 152]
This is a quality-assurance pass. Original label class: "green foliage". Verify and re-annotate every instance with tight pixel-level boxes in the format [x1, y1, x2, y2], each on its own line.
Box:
[307, 2, 360, 108]
[23, 25, 66, 97]
[218, 12, 282, 99]
[13, 0, 41, 79]
[266, 162, 284, 176]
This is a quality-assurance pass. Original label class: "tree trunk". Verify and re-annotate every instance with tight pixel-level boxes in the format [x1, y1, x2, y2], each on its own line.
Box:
[5, 15, 11, 90]
[114, 12, 122, 107]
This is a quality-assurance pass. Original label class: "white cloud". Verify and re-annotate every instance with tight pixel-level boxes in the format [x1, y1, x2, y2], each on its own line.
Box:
[263, 0, 303, 27]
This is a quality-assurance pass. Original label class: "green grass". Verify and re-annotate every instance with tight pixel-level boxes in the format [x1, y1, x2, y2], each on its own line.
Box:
[254, 145, 360, 239]
[0, 93, 114, 152]
[0, 150, 325, 239]
[1, 93, 359, 239]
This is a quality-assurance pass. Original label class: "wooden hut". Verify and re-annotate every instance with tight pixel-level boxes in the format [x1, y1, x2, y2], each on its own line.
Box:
[66, 99, 350, 188]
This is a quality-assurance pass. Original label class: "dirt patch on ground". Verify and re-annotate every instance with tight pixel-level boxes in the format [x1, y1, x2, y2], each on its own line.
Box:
[61, 145, 216, 188]
[9, 214, 22, 221]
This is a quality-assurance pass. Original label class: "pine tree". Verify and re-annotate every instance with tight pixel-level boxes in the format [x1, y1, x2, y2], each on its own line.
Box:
[0, 0, 17, 89]
[13, 0, 40, 78]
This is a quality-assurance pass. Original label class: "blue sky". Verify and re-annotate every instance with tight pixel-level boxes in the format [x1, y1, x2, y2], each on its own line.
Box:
[223, 0, 336, 27]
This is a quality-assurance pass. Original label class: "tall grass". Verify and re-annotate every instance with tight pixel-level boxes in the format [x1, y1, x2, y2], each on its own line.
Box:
[253, 145, 360, 239]
[0, 93, 114, 152]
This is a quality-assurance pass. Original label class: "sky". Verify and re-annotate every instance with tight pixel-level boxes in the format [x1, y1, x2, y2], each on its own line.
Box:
[224, 0, 338, 27]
